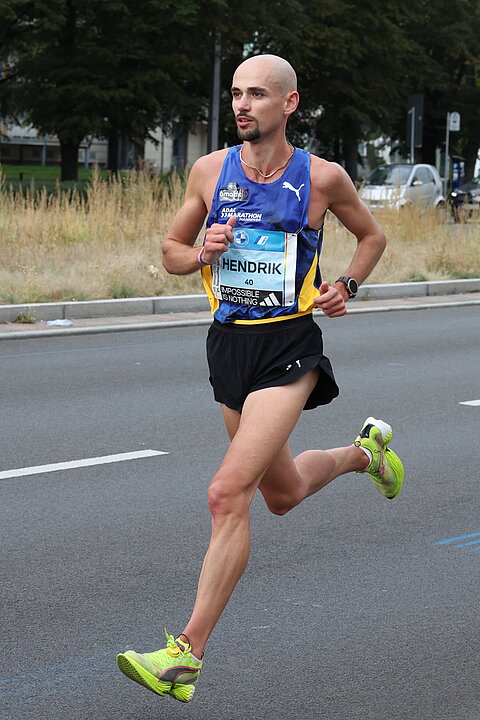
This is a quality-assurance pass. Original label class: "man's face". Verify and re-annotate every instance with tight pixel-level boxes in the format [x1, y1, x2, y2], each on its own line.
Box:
[231, 61, 290, 143]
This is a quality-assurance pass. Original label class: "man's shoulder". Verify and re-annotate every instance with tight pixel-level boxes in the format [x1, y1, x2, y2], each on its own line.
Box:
[309, 154, 348, 190]
[191, 148, 229, 178]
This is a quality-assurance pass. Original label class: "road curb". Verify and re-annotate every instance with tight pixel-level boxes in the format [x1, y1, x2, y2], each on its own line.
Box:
[1, 295, 479, 340]
[1, 278, 480, 326]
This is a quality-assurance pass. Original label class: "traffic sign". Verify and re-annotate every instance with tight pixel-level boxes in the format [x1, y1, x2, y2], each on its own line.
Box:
[449, 112, 461, 131]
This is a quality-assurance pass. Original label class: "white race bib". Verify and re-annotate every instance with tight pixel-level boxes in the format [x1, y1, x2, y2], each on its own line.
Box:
[212, 228, 297, 307]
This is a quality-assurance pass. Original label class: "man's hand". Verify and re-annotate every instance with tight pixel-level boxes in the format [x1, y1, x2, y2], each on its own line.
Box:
[201, 216, 236, 264]
[313, 280, 347, 317]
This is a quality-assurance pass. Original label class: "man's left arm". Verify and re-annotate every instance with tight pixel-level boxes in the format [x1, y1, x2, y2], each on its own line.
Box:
[313, 162, 386, 316]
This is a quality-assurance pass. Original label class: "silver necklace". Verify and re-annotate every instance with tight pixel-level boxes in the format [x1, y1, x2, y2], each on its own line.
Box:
[240, 142, 295, 179]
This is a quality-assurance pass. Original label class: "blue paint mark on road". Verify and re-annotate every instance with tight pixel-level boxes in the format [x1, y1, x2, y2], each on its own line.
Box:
[0, 646, 132, 710]
[434, 532, 480, 552]
[455, 539, 480, 548]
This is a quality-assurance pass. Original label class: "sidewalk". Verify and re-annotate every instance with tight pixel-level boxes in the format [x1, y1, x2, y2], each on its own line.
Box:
[1, 279, 479, 340]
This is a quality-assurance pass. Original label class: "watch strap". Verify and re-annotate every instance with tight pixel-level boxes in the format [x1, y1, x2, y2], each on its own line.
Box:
[336, 276, 358, 298]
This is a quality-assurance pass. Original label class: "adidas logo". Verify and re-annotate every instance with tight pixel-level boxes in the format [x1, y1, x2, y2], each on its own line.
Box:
[259, 292, 281, 307]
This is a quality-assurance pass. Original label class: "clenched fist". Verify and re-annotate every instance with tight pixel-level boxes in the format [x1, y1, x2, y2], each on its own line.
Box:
[313, 280, 347, 318]
[201, 216, 237, 265]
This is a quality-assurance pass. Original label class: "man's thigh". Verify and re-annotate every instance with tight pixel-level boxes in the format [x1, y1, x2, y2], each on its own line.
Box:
[218, 369, 319, 484]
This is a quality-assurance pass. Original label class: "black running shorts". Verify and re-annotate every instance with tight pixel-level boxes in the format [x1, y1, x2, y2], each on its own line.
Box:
[206, 314, 339, 412]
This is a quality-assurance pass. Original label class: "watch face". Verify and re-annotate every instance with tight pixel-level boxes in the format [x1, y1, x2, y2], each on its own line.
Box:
[348, 278, 358, 296]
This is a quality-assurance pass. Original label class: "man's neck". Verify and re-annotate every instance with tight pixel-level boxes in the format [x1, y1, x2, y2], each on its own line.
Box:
[240, 136, 293, 179]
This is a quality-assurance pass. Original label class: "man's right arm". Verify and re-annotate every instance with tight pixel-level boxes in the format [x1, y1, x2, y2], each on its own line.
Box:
[162, 153, 235, 276]
[161, 160, 210, 276]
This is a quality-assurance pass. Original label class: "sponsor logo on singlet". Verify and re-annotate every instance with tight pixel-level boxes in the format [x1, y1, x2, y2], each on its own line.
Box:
[233, 229, 250, 247]
[282, 181, 305, 202]
[219, 182, 249, 202]
[220, 207, 262, 222]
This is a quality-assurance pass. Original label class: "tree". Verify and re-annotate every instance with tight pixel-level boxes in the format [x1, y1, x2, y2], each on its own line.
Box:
[92, 0, 221, 173]
[6, 0, 479, 182]
[10, 1, 112, 179]
[0, 0, 30, 133]
[401, 0, 480, 180]
[10, 0, 225, 179]
[293, 0, 415, 180]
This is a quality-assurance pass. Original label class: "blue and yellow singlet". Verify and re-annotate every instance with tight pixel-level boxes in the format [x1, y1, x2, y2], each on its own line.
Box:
[201, 145, 323, 325]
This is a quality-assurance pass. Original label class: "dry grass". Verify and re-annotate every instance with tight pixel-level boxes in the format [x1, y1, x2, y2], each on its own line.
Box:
[323, 207, 479, 285]
[0, 169, 478, 304]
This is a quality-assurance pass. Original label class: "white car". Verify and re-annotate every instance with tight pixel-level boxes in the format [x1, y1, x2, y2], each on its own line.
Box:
[359, 163, 445, 209]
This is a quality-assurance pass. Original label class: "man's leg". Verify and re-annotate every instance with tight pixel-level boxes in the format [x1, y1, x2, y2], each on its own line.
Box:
[181, 370, 372, 657]
[180, 370, 323, 657]
[116, 375, 402, 701]
[116, 371, 322, 699]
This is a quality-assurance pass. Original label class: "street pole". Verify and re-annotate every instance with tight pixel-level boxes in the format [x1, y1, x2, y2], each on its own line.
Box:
[408, 106, 415, 163]
[208, 31, 221, 153]
[444, 112, 450, 196]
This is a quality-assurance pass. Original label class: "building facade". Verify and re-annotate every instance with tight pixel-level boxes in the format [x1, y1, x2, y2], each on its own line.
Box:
[0, 120, 208, 172]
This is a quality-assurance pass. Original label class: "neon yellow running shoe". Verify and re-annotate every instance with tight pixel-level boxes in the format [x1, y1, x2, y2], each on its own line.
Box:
[116, 629, 202, 703]
[354, 416, 404, 499]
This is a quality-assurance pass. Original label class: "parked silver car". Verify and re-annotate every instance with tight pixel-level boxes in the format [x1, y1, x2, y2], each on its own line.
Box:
[359, 163, 445, 209]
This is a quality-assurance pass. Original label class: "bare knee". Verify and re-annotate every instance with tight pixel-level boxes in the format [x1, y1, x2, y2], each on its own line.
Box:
[207, 468, 252, 519]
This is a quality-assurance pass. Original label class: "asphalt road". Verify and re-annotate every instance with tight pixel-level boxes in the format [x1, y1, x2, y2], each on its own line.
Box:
[1, 306, 479, 720]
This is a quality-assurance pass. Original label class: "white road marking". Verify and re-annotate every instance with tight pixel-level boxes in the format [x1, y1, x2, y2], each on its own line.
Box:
[459, 399, 480, 406]
[0, 449, 168, 480]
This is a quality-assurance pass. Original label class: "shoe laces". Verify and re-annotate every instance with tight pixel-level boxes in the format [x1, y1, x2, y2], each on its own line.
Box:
[164, 628, 191, 658]
[145, 629, 191, 667]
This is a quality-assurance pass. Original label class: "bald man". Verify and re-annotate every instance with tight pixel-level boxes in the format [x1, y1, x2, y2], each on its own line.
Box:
[116, 54, 404, 703]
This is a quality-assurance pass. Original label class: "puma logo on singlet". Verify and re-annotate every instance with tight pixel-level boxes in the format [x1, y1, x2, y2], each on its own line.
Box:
[282, 181, 305, 201]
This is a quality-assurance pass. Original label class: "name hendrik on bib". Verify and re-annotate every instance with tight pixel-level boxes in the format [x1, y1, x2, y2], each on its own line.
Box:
[211, 226, 298, 308]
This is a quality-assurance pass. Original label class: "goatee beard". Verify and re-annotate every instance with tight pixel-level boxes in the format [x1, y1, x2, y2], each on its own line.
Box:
[237, 127, 261, 142]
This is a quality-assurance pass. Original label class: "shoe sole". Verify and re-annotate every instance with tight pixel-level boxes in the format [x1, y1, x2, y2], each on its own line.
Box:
[116, 653, 196, 702]
[383, 449, 404, 499]
[116, 653, 166, 696]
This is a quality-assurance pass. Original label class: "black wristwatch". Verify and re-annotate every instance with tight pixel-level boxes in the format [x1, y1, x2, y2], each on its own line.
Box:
[336, 276, 359, 299]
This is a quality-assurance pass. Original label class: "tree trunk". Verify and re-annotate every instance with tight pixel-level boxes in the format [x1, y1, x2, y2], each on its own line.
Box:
[422, 121, 438, 166]
[107, 128, 120, 173]
[60, 141, 79, 181]
[463, 140, 478, 182]
[343, 135, 358, 182]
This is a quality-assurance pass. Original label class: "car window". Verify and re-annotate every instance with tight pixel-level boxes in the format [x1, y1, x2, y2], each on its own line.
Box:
[415, 167, 434, 184]
[365, 166, 411, 186]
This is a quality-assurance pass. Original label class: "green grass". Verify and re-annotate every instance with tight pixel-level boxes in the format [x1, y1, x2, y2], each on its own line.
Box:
[0, 164, 143, 198]
[0, 164, 104, 181]
[0, 164, 180, 198]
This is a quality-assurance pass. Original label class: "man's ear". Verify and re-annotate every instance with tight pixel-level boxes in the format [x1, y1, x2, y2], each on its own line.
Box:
[284, 91, 299, 116]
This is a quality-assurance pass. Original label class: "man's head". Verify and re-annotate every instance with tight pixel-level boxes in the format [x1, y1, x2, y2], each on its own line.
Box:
[231, 54, 299, 143]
